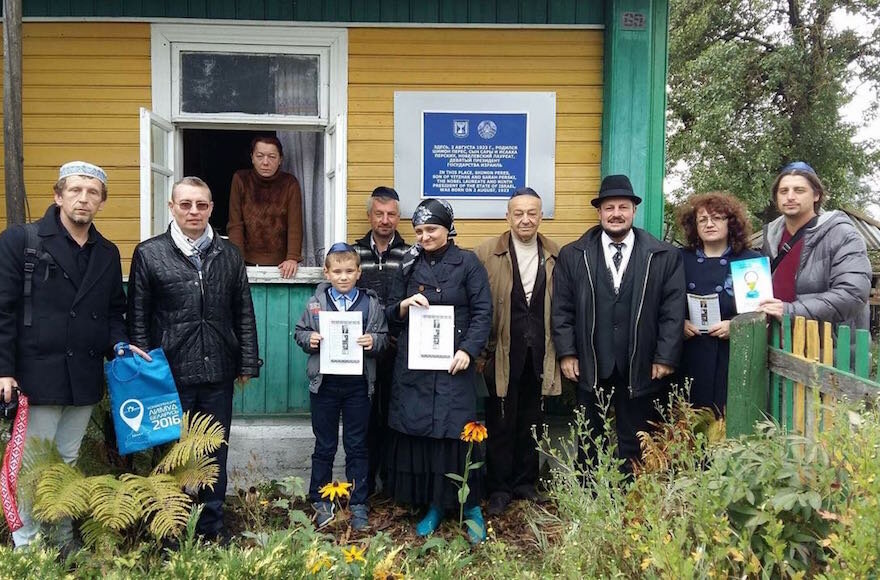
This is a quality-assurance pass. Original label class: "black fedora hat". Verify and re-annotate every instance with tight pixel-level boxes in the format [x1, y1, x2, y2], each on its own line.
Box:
[590, 174, 642, 207]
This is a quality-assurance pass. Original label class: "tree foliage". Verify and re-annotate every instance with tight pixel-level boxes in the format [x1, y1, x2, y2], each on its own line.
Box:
[667, 0, 880, 219]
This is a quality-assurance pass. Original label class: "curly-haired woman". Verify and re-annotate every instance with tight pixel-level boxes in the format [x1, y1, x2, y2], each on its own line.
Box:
[677, 192, 759, 415]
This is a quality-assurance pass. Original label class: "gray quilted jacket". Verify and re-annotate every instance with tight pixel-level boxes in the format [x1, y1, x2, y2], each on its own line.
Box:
[763, 210, 871, 335]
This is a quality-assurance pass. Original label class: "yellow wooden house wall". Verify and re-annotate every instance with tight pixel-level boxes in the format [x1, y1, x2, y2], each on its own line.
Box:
[0, 25, 601, 262]
[346, 28, 603, 249]
[0, 23, 152, 270]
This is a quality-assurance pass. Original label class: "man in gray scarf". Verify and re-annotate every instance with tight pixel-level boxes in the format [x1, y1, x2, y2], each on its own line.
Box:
[127, 176, 261, 543]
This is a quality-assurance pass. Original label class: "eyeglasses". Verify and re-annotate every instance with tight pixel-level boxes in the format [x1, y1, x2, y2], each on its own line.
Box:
[175, 200, 211, 212]
[697, 215, 728, 226]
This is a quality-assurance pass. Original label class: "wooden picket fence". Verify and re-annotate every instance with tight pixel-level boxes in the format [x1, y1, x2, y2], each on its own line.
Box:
[726, 312, 878, 437]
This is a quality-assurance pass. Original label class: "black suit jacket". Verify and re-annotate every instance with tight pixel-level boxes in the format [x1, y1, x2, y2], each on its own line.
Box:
[0, 205, 127, 405]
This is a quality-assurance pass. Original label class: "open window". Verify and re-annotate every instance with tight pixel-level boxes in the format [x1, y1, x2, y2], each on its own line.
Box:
[148, 24, 348, 274]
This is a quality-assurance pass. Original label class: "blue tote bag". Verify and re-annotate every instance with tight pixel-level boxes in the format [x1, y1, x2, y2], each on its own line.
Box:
[105, 346, 182, 455]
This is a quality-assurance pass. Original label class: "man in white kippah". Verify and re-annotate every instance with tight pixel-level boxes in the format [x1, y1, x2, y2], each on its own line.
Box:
[0, 161, 146, 550]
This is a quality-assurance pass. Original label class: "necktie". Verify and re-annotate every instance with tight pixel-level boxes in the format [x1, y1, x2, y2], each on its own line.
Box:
[340, 296, 348, 311]
[611, 243, 624, 271]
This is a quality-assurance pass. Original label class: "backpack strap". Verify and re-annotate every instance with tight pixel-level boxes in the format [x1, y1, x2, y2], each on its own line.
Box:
[22, 223, 41, 328]
[770, 216, 818, 273]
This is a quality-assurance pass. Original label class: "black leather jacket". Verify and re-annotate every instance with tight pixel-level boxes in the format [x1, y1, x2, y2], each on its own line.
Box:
[127, 229, 261, 387]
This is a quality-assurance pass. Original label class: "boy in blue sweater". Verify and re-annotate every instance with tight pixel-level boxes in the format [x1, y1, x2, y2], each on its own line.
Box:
[294, 243, 388, 530]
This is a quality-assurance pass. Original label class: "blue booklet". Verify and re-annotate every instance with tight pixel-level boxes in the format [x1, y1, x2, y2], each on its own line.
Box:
[730, 256, 774, 313]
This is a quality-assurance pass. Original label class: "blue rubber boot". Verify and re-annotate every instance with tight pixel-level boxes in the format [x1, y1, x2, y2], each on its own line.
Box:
[415, 505, 443, 536]
[464, 506, 487, 544]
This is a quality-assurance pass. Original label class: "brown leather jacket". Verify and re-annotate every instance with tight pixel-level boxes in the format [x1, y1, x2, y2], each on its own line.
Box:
[474, 231, 562, 399]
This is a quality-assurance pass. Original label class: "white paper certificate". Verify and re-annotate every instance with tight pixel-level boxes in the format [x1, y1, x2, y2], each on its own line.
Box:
[408, 305, 455, 370]
[687, 293, 722, 332]
[319, 311, 363, 375]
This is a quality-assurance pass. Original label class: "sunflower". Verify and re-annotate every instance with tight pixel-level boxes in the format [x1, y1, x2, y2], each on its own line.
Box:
[319, 480, 353, 501]
[342, 544, 367, 564]
[460, 421, 488, 443]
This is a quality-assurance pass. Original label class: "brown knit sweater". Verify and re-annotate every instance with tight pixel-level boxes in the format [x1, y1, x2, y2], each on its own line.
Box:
[227, 169, 304, 264]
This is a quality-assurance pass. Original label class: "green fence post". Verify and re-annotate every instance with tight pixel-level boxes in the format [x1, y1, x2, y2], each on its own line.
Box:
[855, 329, 871, 379]
[727, 312, 769, 437]
[770, 320, 781, 421]
[782, 315, 794, 430]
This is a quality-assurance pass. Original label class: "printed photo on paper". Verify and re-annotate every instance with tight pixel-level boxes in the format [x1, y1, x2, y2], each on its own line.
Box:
[408, 305, 455, 370]
[319, 311, 364, 375]
[686, 293, 722, 332]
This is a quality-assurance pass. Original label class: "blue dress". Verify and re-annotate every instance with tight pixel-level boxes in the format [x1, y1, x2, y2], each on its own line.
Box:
[679, 247, 760, 414]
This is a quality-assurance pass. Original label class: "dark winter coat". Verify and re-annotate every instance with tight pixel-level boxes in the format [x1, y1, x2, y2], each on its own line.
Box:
[678, 247, 760, 411]
[385, 243, 492, 439]
[0, 205, 127, 406]
[127, 228, 261, 387]
[552, 226, 686, 398]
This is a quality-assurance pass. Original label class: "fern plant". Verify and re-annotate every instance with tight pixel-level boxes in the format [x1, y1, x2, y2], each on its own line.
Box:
[23, 411, 224, 547]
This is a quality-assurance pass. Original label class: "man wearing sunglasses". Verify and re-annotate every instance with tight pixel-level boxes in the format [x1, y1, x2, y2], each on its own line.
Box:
[127, 176, 261, 543]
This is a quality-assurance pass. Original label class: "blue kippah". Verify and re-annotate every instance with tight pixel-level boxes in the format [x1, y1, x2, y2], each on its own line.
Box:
[780, 161, 816, 175]
[327, 242, 355, 254]
[58, 161, 107, 185]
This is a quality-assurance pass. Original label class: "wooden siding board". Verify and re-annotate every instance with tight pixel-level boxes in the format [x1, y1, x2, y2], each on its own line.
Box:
[188, 0, 208, 18]
[288, 286, 313, 412]
[347, 28, 603, 246]
[439, 0, 469, 23]
[468, 0, 497, 23]
[264, 288, 290, 413]
[519, 0, 547, 23]
[409, 0, 439, 22]
[206, 0, 236, 19]
[243, 285, 269, 414]
[47, 0, 72, 16]
[495, 0, 518, 23]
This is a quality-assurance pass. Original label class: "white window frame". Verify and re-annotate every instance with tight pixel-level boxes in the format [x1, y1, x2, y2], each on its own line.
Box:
[171, 44, 328, 126]
[149, 23, 349, 280]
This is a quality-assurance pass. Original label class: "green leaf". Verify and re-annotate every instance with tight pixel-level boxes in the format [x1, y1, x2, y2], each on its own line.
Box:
[468, 461, 485, 470]
[445, 472, 465, 482]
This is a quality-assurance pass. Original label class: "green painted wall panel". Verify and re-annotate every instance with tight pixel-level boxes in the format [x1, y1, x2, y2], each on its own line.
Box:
[494, 0, 517, 23]
[187, 0, 208, 18]
[236, 0, 265, 19]
[21, 0, 605, 23]
[47, 0, 71, 17]
[264, 289, 291, 413]
[205, 0, 236, 19]
[410, 0, 440, 22]
[288, 286, 314, 412]
[243, 285, 269, 414]
[469, 0, 496, 23]
[95, 0, 123, 17]
[519, 0, 546, 24]
[601, 0, 667, 236]
[166, 0, 190, 18]
[350, 0, 382, 22]
[548, 0, 576, 24]
[440, 0, 474, 23]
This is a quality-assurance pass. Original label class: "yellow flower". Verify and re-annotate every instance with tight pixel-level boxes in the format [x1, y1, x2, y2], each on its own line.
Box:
[342, 545, 367, 564]
[461, 421, 488, 443]
[319, 480, 353, 501]
[372, 546, 405, 579]
[306, 549, 333, 574]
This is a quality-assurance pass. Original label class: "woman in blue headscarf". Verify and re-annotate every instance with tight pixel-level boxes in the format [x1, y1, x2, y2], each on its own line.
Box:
[384, 198, 492, 543]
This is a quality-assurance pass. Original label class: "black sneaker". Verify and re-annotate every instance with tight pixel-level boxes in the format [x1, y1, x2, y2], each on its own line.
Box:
[486, 492, 511, 516]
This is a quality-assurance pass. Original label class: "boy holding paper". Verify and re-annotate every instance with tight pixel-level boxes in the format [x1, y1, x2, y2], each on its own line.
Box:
[294, 243, 388, 531]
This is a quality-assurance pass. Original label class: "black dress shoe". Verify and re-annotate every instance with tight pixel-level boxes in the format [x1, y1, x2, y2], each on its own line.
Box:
[486, 492, 511, 516]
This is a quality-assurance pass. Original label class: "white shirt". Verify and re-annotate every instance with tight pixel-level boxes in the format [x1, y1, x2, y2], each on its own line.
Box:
[601, 229, 635, 292]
